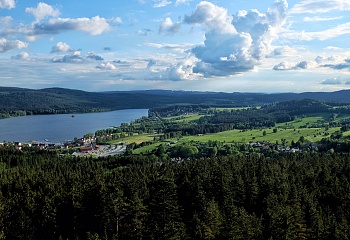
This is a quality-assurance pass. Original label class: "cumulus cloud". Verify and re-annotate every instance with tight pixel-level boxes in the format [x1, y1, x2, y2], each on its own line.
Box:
[26, 2, 60, 22]
[159, 18, 181, 35]
[148, 55, 202, 81]
[96, 62, 117, 70]
[179, 0, 288, 77]
[11, 51, 30, 61]
[30, 16, 110, 37]
[0, 0, 15, 9]
[87, 52, 104, 61]
[184, 1, 236, 34]
[321, 77, 342, 85]
[290, 0, 350, 14]
[0, 38, 28, 53]
[52, 51, 83, 63]
[273, 61, 309, 70]
[51, 42, 70, 53]
[273, 62, 291, 70]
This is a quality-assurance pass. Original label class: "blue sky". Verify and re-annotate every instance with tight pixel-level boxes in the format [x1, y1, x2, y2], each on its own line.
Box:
[1, 0, 350, 93]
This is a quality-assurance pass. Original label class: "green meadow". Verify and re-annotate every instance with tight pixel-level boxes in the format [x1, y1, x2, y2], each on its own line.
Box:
[164, 114, 203, 122]
[110, 112, 350, 154]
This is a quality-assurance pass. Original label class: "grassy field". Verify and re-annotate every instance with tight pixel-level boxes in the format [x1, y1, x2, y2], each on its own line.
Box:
[164, 114, 203, 122]
[111, 113, 350, 154]
[132, 142, 166, 154]
[182, 127, 339, 144]
[130, 127, 344, 154]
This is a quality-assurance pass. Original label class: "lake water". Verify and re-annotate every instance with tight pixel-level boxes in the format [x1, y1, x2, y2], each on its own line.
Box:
[0, 109, 148, 143]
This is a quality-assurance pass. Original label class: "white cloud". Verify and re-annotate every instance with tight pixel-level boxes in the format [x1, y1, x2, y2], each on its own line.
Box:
[52, 51, 83, 63]
[0, 16, 14, 37]
[145, 42, 195, 53]
[184, 1, 236, 34]
[31, 16, 110, 37]
[268, 46, 299, 57]
[175, 0, 190, 6]
[180, 0, 288, 77]
[51, 42, 71, 53]
[315, 55, 337, 64]
[0, 38, 28, 53]
[303, 16, 343, 22]
[273, 61, 309, 70]
[290, 0, 350, 14]
[0, 0, 15, 9]
[282, 22, 350, 41]
[26, 2, 60, 22]
[96, 62, 117, 70]
[110, 17, 123, 24]
[273, 62, 291, 70]
[149, 55, 202, 81]
[153, 0, 171, 8]
[11, 51, 31, 61]
[167, 56, 202, 80]
[159, 18, 181, 35]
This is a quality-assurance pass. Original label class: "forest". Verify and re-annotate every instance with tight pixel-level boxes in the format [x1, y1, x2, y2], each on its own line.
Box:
[0, 146, 350, 239]
[1, 87, 350, 118]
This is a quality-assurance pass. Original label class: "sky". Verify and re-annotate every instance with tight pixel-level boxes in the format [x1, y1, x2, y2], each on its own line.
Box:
[1, 0, 350, 93]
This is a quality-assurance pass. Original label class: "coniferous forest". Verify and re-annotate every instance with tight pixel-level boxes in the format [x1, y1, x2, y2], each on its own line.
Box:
[1, 147, 350, 239]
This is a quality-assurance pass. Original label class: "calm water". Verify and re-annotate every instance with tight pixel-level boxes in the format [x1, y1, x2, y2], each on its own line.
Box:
[0, 109, 148, 143]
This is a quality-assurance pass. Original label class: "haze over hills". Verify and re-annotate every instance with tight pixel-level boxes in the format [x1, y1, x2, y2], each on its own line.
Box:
[0, 87, 350, 116]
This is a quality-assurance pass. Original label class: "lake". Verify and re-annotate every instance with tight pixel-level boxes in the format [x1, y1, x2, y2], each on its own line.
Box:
[0, 109, 148, 143]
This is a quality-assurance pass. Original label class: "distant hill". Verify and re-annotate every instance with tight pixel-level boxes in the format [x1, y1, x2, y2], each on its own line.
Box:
[0, 87, 349, 116]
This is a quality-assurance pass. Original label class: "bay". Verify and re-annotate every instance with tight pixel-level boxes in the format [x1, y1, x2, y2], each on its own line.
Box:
[0, 109, 148, 143]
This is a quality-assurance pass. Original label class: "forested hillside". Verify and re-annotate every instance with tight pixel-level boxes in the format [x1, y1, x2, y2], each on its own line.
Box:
[1, 87, 350, 118]
[0, 147, 349, 239]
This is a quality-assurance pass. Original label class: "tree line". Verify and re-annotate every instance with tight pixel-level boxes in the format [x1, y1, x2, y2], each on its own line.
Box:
[0, 146, 350, 239]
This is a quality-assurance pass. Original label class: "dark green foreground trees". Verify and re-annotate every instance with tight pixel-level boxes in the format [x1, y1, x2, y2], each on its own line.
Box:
[1, 147, 350, 239]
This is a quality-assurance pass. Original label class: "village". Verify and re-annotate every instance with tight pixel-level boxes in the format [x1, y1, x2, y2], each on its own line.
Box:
[6, 135, 127, 157]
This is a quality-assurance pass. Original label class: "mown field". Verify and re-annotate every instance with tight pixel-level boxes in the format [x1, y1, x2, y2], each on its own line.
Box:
[124, 112, 350, 154]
